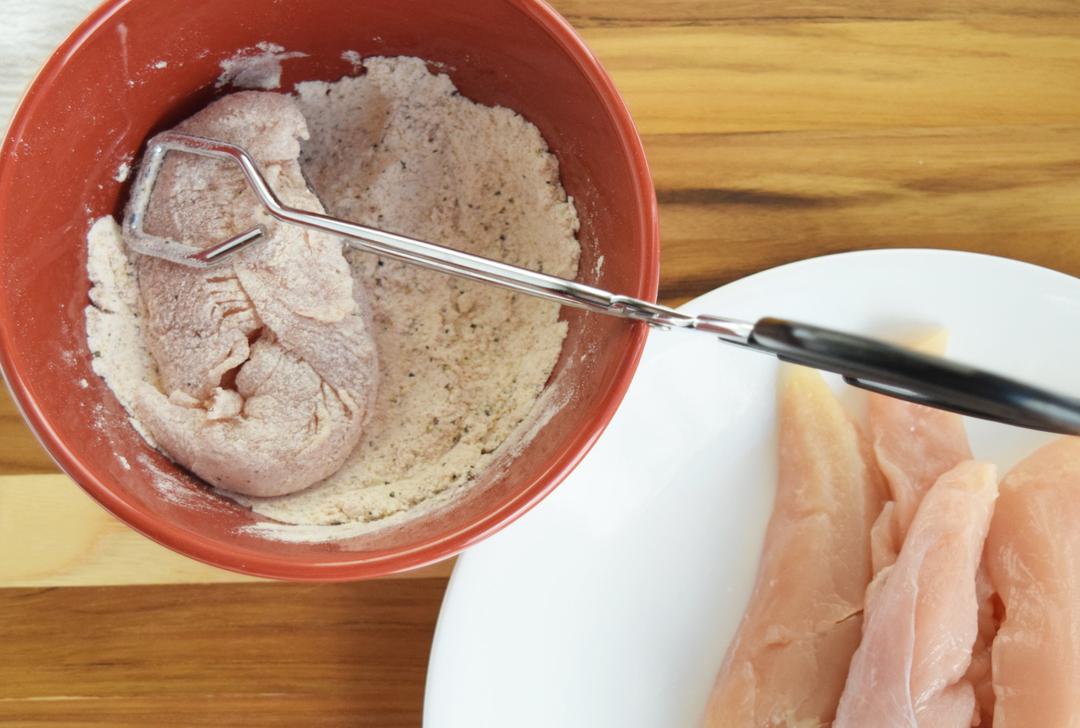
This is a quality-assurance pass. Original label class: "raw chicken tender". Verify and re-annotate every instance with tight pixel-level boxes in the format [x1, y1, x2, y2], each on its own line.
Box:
[867, 330, 973, 574]
[130, 92, 378, 496]
[703, 366, 884, 727]
[864, 332, 994, 724]
[986, 437, 1080, 728]
[835, 461, 997, 728]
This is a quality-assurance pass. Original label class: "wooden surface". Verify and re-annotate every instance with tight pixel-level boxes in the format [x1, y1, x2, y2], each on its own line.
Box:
[0, 474, 454, 587]
[4, 0, 1080, 724]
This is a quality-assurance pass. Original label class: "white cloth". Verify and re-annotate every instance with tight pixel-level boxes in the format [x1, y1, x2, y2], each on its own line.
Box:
[0, 0, 100, 127]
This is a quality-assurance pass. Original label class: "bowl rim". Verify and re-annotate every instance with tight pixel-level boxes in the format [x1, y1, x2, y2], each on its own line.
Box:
[0, 0, 661, 581]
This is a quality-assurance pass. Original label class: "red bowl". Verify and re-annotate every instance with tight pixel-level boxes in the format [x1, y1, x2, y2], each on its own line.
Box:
[0, 0, 659, 580]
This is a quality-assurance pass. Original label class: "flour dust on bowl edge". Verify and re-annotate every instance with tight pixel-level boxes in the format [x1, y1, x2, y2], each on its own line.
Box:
[424, 249, 1080, 727]
[0, 0, 659, 579]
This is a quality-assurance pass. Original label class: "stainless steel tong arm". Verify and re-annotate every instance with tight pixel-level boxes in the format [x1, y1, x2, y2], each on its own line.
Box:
[125, 132, 755, 343]
[122, 131, 1080, 435]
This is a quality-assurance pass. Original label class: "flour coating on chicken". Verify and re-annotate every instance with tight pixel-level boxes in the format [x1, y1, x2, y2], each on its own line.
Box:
[128, 92, 378, 497]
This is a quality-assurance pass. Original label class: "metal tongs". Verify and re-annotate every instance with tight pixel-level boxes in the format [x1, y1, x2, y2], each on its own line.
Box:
[124, 131, 1080, 435]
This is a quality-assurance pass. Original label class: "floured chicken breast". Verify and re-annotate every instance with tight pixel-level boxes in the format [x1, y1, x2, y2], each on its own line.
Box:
[128, 91, 378, 497]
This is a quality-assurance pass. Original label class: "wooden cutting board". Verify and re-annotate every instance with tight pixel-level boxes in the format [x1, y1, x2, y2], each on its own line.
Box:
[4, 1, 1080, 725]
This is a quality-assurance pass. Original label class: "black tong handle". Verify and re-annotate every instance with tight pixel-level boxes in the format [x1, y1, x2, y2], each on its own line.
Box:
[749, 317, 1080, 435]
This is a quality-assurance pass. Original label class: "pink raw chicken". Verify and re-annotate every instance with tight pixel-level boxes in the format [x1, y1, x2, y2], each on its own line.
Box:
[703, 366, 884, 727]
[867, 330, 972, 573]
[835, 460, 998, 728]
[986, 437, 1080, 728]
[864, 331, 995, 725]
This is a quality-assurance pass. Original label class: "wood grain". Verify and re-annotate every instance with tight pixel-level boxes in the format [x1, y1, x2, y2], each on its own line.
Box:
[0, 580, 444, 726]
[0, 387, 56, 474]
[647, 125, 1080, 299]
[583, 19, 1080, 135]
[556, 0, 1080, 25]
[0, 474, 453, 587]
[3, 1, 1080, 725]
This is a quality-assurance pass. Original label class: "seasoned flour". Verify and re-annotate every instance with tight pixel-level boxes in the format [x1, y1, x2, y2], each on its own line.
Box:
[85, 56, 580, 538]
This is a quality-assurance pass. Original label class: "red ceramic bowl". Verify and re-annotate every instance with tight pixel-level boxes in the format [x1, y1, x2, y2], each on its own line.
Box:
[0, 0, 658, 580]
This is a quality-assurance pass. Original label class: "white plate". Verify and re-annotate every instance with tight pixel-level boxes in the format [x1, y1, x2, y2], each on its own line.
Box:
[424, 249, 1080, 728]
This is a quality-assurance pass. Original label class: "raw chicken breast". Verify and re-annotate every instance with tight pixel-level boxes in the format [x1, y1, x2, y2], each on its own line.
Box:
[835, 460, 998, 728]
[703, 366, 885, 727]
[986, 437, 1080, 728]
[867, 330, 972, 572]
[864, 333, 995, 725]
[967, 567, 997, 726]
[130, 92, 379, 496]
